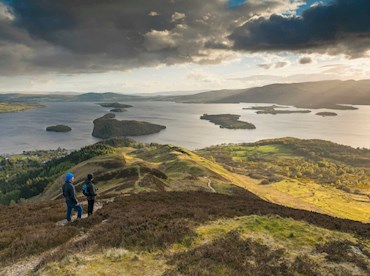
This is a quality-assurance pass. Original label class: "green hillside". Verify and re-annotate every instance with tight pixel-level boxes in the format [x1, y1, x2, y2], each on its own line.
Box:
[1, 192, 369, 275]
[198, 138, 370, 222]
[0, 137, 369, 275]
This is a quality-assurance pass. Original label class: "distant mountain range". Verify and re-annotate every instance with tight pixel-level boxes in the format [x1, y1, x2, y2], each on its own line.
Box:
[162, 79, 370, 109]
[0, 92, 143, 102]
[1, 80, 369, 108]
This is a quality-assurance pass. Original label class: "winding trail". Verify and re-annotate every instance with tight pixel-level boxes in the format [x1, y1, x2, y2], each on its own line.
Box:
[204, 176, 216, 193]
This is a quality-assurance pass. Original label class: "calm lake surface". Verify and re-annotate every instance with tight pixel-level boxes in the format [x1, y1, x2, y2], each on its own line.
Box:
[0, 101, 369, 154]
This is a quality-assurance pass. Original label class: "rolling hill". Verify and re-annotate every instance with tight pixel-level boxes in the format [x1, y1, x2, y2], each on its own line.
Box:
[0, 137, 369, 275]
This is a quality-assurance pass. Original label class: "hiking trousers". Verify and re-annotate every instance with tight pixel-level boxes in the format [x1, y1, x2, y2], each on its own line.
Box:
[66, 201, 83, 222]
[88, 199, 95, 216]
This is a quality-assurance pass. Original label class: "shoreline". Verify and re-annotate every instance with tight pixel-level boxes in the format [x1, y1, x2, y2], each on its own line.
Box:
[0, 102, 46, 114]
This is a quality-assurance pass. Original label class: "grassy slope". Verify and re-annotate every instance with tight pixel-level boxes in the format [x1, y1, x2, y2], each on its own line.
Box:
[0, 101, 45, 113]
[1, 134, 369, 275]
[39, 139, 370, 222]
[39, 214, 370, 275]
[40, 144, 255, 201]
[198, 139, 370, 222]
[227, 177, 370, 222]
[2, 191, 365, 275]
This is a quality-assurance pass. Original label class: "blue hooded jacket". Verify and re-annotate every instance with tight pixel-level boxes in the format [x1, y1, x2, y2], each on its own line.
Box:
[62, 179, 78, 205]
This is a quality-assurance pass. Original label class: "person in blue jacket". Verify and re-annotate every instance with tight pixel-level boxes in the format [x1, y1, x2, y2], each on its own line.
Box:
[62, 172, 83, 222]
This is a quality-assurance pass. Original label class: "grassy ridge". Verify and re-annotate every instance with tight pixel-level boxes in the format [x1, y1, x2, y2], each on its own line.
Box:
[2, 137, 369, 222]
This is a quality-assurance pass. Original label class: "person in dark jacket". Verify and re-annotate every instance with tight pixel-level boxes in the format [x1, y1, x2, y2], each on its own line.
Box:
[62, 172, 82, 222]
[84, 174, 97, 216]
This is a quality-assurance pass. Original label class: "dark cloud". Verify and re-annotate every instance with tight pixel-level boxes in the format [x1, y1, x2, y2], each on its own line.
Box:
[229, 0, 370, 57]
[1, 0, 368, 75]
[299, 57, 312, 64]
[1, 0, 292, 74]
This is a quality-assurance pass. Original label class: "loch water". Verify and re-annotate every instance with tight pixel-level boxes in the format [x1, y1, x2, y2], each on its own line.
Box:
[0, 101, 369, 154]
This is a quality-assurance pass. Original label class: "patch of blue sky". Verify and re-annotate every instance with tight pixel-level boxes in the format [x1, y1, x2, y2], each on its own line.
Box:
[228, 0, 247, 9]
[0, 0, 14, 5]
[296, 0, 331, 15]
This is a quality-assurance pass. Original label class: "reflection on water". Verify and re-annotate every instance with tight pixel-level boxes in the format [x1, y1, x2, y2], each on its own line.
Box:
[0, 101, 369, 154]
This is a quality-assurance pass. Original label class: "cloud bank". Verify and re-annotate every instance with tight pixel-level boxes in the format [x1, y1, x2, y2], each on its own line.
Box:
[229, 0, 370, 57]
[0, 0, 369, 75]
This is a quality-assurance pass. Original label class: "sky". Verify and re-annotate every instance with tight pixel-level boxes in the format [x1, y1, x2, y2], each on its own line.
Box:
[0, 0, 369, 94]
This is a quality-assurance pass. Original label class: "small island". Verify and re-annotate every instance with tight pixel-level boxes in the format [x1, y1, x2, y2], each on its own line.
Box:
[256, 110, 311, 115]
[243, 105, 287, 111]
[316, 112, 338, 117]
[0, 101, 45, 113]
[244, 105, 311, 115]
[297, 104, 358, 110]
[98, 102, 133, 108]
[200, 114, 256, 129]
[46, 125, 72, 132]
[110, 108, 127, 112]
[92, 113, 166, 139]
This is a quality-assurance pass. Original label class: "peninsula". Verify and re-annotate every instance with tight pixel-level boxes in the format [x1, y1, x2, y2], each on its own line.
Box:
[200, 114, 256, 129]
[0, 101, 45, 113]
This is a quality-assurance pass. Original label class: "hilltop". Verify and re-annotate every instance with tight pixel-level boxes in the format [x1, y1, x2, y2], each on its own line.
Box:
[0, 137, 369, 275]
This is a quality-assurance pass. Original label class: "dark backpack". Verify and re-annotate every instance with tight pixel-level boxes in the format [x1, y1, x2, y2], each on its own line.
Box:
[82, 182, 90, 196]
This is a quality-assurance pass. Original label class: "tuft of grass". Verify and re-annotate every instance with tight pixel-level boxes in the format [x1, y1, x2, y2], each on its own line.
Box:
[194, 215, 364, 250]
[165, 231, 300, 276]
[316, 240, 370, 271]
